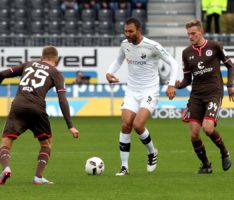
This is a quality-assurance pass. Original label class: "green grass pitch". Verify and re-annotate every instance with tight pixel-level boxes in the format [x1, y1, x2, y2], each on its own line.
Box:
[0, 117, 234, 199]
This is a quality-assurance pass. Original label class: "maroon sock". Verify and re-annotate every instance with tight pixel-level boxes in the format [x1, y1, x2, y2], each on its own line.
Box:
[192, 139, 210, 167]
[0, 146, 10, 169]
[35, 147, 51, 178]
[209, 130, 228, 158]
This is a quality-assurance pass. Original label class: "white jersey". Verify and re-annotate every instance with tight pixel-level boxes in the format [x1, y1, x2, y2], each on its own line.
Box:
[107, 37, 178, 95]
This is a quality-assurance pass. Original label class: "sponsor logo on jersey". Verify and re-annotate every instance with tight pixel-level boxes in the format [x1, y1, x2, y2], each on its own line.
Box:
[197, 61, 205, 69]
[194, 61, 213, 76]
[126, 59, 146, 65]
[206, 50, 213, 56]
[194, 67, 213, 76]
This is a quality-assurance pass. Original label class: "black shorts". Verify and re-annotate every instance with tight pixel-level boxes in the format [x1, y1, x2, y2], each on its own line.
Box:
[186, 96, 222, 125]
[2, 105, 52, 141]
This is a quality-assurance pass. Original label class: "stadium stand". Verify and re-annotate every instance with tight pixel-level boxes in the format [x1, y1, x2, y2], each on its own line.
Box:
[0, 0, 9, 9]
[14, 9, 28, 21]
[0, 8, 9, 20]
[0, 0, 233, 47]
[98, 9, 113, 22]
[114, 8, 130, 22]
[13, 0, 28, 9]
[98, 21, 114, 35]
[64, 9, 79, 21]
[0, 0, 147, 46]
[31, 9, 44, 21]
[62, 20, 81, 46]
[81, 8, 97, 21]
[0, 20, 9, 35]
[48, 0, 61, 9]
[13, 20, 28, 35]
[131, 8, 147, 22]
[61, 0, 79, 13]
[48, 8, 62, 21]
[31, 0, 45, 9]
[30, 20, 44, 36]
[114, 21, 125, 36]
[147, 0, 195, 45]
[12, 20, 28, 46]
[47, 20, 61, 35]
[131, 0, 147, 10]
[64, 20, 79, 35]
[81, 20, 96, 46]
[81, 20, 95, 36]
[0, 19, 10, 46]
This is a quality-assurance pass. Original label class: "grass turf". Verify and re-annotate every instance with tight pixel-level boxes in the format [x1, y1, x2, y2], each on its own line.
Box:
[0, 117, 234, 199]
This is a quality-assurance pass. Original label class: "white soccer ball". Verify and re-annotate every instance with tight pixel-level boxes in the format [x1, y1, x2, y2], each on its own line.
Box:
[85, 157, 105, 175]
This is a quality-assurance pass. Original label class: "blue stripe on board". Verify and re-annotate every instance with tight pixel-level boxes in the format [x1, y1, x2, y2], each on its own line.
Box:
[62, 71, 97, 78]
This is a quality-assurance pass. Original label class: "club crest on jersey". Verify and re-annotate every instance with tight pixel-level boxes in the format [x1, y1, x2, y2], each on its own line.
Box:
[206, 50, 213, 56]
[141, 53, 146, 59]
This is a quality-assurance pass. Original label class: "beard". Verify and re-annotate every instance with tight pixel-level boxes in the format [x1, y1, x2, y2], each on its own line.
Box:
[127, 34, 138, 44]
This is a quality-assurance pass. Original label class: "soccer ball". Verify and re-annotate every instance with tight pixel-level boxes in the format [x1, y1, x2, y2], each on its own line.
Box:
[85, 157, 105, 175]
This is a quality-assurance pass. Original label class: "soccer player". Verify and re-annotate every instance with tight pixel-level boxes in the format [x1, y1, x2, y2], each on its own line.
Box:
[106, 17, 178, 176]
[0, 46, 80, 184]
[176, 20, 234, 173]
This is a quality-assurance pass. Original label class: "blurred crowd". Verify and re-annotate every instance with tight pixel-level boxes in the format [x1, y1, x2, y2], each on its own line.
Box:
[61, 0, 147, 14]
[0, 0, 148, 41]
[60, 0, 148, 25]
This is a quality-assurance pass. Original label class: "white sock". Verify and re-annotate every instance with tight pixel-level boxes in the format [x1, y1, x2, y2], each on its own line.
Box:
[139, 128, 157, 154]
[119, 132, 131, 169]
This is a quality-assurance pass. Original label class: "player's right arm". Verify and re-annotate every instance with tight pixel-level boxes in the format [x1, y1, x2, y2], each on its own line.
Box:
[176, 50, 192, 89]
[106, 44, 125, 83]
[53, 69, 80, 138]
[0, 65, 25, 84]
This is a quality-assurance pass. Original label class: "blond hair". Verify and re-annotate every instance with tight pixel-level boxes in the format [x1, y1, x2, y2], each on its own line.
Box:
[41, 46, 58, 61]
[185, 20, 203, 30]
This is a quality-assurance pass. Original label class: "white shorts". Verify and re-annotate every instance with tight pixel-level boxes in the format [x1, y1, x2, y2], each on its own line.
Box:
[121, 89, 158, 114]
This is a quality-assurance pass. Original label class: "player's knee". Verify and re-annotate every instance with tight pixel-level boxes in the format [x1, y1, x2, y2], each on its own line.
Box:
[202, 125, 214, 135]
[121, 122, 132, 133]
[191, 134, 199, 141]
[0, 137, 14, 150]
[39, 139, 52, 150]
[132, 121, 144, 134]
[190, 130, 200, 140]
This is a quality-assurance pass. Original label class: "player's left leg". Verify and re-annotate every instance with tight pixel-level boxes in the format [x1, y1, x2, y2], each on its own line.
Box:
[203, 119, 231, 171]
[0, 137, 14, 184]
[203, 97, 231, 171]
[133, 108, 158, 172]
[34, 138, 53, 184]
